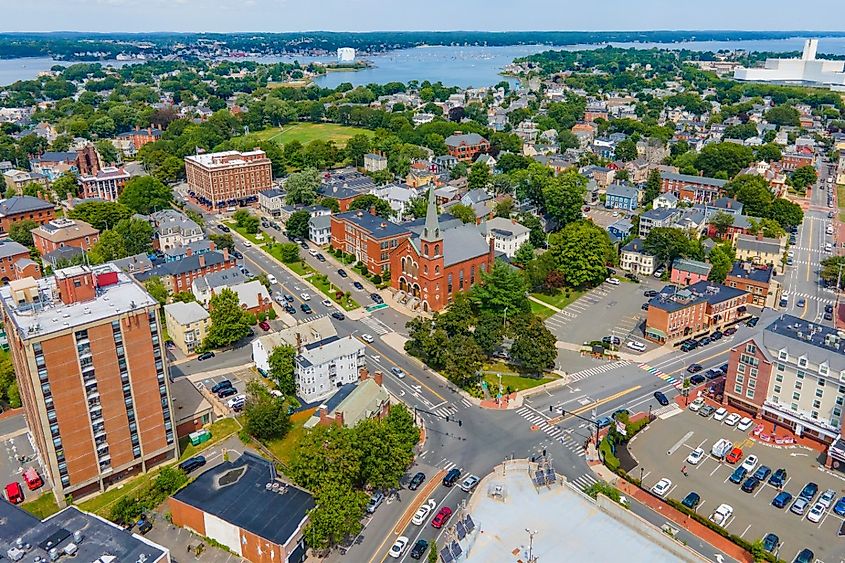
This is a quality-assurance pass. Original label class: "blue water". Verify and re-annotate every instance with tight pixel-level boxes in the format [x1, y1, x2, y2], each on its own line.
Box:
[3, 36, 845, 88]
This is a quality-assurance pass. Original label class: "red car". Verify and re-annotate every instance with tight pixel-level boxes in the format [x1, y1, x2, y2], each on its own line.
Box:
[5, 482, 23, 504]
[726, 447, 743, 464]
[22, 467, 42, 491]
[431, 506, 452, 529]
[259, 321, 271, 331]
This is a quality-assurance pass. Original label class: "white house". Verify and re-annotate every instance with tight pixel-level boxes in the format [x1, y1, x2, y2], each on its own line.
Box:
[364, 153, 388, 173]
[251, 316, 336, 375]
[371, 183, 417, 219]
[653, 193, 678, 209]
[151, 210, 203, 250]
[258, 188, 286, 217]
[309, 214, 331, 246]
[481, 217, 530, 258]
[296, 335, 366, 403]
[620, 238, 657, 276]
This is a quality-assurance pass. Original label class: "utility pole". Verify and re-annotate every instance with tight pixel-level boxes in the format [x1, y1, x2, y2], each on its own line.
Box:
[503, 306, 508, 329]
[525, 529, 538, 563]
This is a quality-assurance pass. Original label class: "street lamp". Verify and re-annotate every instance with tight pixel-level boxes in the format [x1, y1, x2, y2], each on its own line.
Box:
[525, 529, 538, 563]
[503, 306, 509, 328]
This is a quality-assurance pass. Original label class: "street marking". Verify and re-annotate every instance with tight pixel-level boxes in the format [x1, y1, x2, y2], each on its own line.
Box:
[567, 386, 642, 417]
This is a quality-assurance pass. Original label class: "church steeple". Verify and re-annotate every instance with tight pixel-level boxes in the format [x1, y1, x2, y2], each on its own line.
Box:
[421, 187, 441, 242]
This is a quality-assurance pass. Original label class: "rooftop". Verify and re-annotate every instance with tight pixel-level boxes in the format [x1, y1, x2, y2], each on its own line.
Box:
[304, 378, 389, 429]
[297, 334, 365, 368]
[735, 234, 784, 254]
[164, 301, 209, 326]
[727, 262, 774, 284]
[33, 218, 98, 242]
[0, 239, 31, 259]
[661, 171, 728, 187]
[333, 211, 409, 240]
[0, 195, 54, 216]
[171, 452, 314, 547]
[672, 258, 712, 276]
[184, 149, 268, 169]
[763, 314, 845, 359]
[444, 132, 486, 147]
[482, 217, 530, 238]
[0, 263, 158, 340]
[649, 281, 747, 312]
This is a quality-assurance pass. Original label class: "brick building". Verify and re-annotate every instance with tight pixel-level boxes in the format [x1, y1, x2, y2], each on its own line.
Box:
[115, 126, 163, 151]
[136, 248, 237, 293]
[660, 172, 728, 204]
[79, 166, 130, 201]
[185, 149, 273, 209]
[31, 218, 99, 257]
[724, 262, 782, 309]
[390, 189, 495, 312]
[0, 195, 55, 234]
[330, 211, 410, 275]
[444, 132, 490, 162]
[0, 239, 41, 282]
[0, 264, 176, 504]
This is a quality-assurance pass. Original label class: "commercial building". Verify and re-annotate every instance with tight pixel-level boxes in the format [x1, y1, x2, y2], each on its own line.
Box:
[163, 301, 210, 355]
[0, 265, 176, 503]
[114, 126, 163, 152]
[645, 281, 749, 343]
[330, 210, 410, 275]
[0, 503, 170, 563]
[444, 132, 490, 162]
[0, 195, 56, 234]
[734, 233, 786, 273]
[480, 217, 530, 258]
[170, 452, 312, 563]
[185, 149, 273, 209]
[0, 239, 41, 282]
[31, 218, 100, 258]
[304, 369, 390, 429]
[724, 262, 781, 309]
[660, 172, 728, 204]
[296, 335, 366, 403]
[390, 190, 495, 312]
[78, 167, 130, 201]
[670, 258, 711, 286]
[725, 315, 845, 452]
[734, 39, 845, 89]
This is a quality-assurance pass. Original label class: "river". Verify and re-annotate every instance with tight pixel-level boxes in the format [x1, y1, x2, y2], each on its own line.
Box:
[3, 36, 845, 88]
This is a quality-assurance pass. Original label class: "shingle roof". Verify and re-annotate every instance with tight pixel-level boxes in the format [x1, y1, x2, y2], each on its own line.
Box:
[661, 171, 728, 187]
[442, 224, 491, 266]
[0, 196, 54, 216]
[0, 239, 30, 260]
[445, 133, 486, 147]
[672, 258, 712, 276]
[136, 251, 232, 280]
[164, 301, 209, 326]
[735, 234, 784, 255]
[334, 211, 409, 240]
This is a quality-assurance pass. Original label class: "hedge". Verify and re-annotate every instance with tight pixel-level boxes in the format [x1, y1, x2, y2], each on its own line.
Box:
[598, 438, 620, 471]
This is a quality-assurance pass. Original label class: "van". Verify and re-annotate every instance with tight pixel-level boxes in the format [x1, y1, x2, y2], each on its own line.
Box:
[711, 438, 732, 459]
[22, 468, 42, 491]
[443, 468, 462, 487]
[366, 491, 384, 513]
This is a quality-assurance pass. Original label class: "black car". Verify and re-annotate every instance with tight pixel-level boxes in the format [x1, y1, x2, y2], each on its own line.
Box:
[698, 336, 711, 346]
[409, 539, 429, 560]
[625, 273, 640, 283]
[723, 327, 737, 336]
[211, 379, 233, 393]
[370, 293, 384, 304]
[197, 351, 215, 361]
[826, 304, 834, 314]
[825, 311, 834, 321]
[217, 224, 231, 232]
[644, 289, 658, 297]
[408, 472, 426, 491]
[284, 304, 296, 315]
[798, 482, 818, 501]
[337, 269, 348, 278]
[316, 253, 326, 262]
[654, 391, 669, 406]
[178, 456, 207, 473]
[641, 303, 649, 311]
[711, 330, 723, 340]
[136, 515, 152, 535]
[680, 341, 696, 352]
[443, 468, 461, 487]
[705, 369, 722, 381]
[687, 363, 703, 373]
[689, 374, 706, 386]
[762, 533, 779, 553]
[753, 465, 772, 481]
[353, 281, 364, 290]
[232, 250, 243, 259]
[746, 317, 759, 327]
[331, 311, 345, 321]
[218, 387, 238, 398]
[794, 549, 814, 563]
[284, 294, 294, 302]
[769, 468, 788, 488]
[301, 303, 313, 314]
[741, 476, 760, 493]
[299, 241, 308, 249]
[681, 491, 700, 510]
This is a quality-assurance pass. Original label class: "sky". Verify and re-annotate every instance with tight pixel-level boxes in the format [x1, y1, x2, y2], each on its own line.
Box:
[3, 0, 845, 33]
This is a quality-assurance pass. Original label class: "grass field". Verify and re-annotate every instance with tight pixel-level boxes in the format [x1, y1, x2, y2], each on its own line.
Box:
[838, 184, 845, 222]
[22, 492, 61, 519]
[266, 408, 316, 467]
[531, 288, 586, 310]
[481, 362, 560, 393]
[254, 122, 372, 147]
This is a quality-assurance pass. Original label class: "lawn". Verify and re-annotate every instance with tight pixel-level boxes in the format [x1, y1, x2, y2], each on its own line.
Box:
[310, 274, 360, 311]
[481, 362, 560, 393]
[530, 300, 556, 320]
[22, 492, 61, 519]
[265, 408, 316, 467]
[226, 222, 267, 246]
[178, 417, 242, 461]
[531, 288, 586, 310]
[838, 184, 845, 222]
[254, 123, 373, 147]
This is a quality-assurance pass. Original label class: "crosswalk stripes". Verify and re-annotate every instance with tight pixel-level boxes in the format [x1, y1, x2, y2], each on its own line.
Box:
[441, 459, 460, 472]
[460, 397, 473, 408]
[300, 313, 326, 324]
[359, 315, 390, 335]
[566, 360, 630, 383]
[432, 404, 459, 419]
[639, 362, 683, 389]
[571, 473, 598, 491]
[515, 407, 586, 457]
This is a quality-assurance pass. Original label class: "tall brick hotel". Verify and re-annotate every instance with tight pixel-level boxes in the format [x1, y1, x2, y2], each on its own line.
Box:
[0, 264, 176, 503]
[185, 149, 273, 209]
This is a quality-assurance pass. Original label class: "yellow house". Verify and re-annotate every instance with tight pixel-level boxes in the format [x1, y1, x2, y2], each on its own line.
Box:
[164, 301, 210, 355]
[733, 234, 786, 274]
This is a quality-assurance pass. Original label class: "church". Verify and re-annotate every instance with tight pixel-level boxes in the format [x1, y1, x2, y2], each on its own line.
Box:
[390, 188, 494, 312]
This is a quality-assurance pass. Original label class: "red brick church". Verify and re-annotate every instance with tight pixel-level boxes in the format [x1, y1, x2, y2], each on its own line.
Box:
[390, 188, 494, 312]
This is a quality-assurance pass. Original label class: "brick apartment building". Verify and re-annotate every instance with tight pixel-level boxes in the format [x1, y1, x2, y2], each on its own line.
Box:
[31, 218, 100, 257]
[645, 281, 750, 343]
[660, 172, 728, 204]
[330, 211, 410, 275]
[444, 133, 490, 162]
[185, 149, 273, 209]
[115, 126, 163, 151]
[724, 262, 782, 309]
[0, 264, 177, 504]
[780, 149, 815, 172]
[0, 195, 56, 234]
[136, 247, 237, 293]
[79, 166, 131, 201]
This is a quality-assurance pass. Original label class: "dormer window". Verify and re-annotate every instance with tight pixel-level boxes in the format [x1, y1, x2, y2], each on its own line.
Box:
[778, 349, 788, 361]
[798, 355, 808, 368]
[820, 362, 829, 376]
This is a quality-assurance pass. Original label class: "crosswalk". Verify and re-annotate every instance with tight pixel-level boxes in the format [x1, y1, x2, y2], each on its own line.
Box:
[566, 360, 630, 384]
[300, 313, 326, 324]
[515, 407, 586, 457]
[786, 291, 835, 306]
[571, 473, 598, 491]
[359, 315, 391, 335]
[639, 362, 682, 389]
[432, 404, 459, 419]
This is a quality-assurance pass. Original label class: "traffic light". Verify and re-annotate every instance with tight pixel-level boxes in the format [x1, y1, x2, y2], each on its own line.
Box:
[543, 448, 546, 457]
[549, 406, 553, 412]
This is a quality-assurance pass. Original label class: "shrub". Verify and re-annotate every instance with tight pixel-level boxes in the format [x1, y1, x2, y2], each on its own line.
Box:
[371, 274, 382, 285]
[268, 308, 277, 320]
[598, 438, 620, 471]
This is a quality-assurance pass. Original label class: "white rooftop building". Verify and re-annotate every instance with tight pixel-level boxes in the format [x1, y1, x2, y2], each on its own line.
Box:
[295, 335, 366, 403]
[337, 47, 356, 63]
[734, 39, 845, 90]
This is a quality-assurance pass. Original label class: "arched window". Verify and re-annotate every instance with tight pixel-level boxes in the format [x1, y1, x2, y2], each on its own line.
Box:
[435, 265, 440, 274]
[434, 244, 440, 256]
[447, 273, 453, 293]
[423, 264, 428, 274]
[401, 257, 407, 274]
[424, 244, 429, 256]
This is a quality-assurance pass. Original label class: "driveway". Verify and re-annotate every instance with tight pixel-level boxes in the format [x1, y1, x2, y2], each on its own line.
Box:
[0, 412, 49, 501]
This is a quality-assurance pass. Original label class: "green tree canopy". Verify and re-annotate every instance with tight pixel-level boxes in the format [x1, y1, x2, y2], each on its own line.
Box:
[203, 287, 252, 349]
[143, 276, 168, 305]
[467, 160, 492, 191]
[470, 260, 530, 315]
[8, 219, 38, 247]
[114, 217, 154, 255]
[695, 142, 754, 178]
[725, 174, 773, 217]
[268, 344, 297, 396]
[709, 210, 735, 238]
[243, 381, 292, 441]
[542, 170, 587, 229]
[233, 209, 259, 234]
[449, 203, 477, 224]
[707, 243, 736, 284]
[765, 104, 801, 127]
[68, 200, 132, 230]
[509, 316, 557, 375]
[51, 172, 78, 201]
[118, 176, 173, 215]
[349, 194, 393, 218]
[285, 168, 320, 205]
[788, 165, 818, 192]
[644, 227, 695, 268]
[89, 229, 127, 264]
[285, 210, 311, 239]
[548, 220, 613, 288]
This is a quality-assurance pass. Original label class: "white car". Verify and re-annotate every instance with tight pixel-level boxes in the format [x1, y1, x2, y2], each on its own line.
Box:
[605, 277, 620, 285]
[389, 536, 409, 558]
[267, 274, 278, 285]
[650, 478, 672, 497]
[686, 448, 705, 465]
[737, 417, 754, 431]
[460, 475, 480, 492]
[724, 413, 741, 426]
[712, 407, 728, 421]
[807, 502, 826, 523]
[741, 455, 758, 472]
[243, 241, 252, 247]
[322, 299, 332, 307]
[361, 333, 375, 343]
[688, 397, 705, 412]
[709, 503, 733, 526]
[309, 249, 318, 256]
[626, 340, 646, 352]
[411, 499, 436, 525]
[300, 292, 311, 301]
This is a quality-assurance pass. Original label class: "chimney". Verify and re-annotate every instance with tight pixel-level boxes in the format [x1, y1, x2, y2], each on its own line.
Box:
[198, 254, 205, 268]
[335, 411, 344, 427]
[756, 232, 763, 241]
[373, 370, 384, 386]
[222, 247, 229, 261]
[296, 332, 302, 352]
[185, 247, 193, 257]
[318, 406, 329, 426]
[359, 367, 369, 382]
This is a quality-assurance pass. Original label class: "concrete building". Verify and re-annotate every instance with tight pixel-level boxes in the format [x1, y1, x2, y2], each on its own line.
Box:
[296, 335, 366, 404]
[31, 218, 99, 258]
[252, 316, 336, 376]
[734, 39, 845, 89]
[0, 195, 56, 234]
[170, 452, 313, 563]
[0, 265, 176, 503]
[645, 282, 749, 344]
[78, 166, 130, 201]
[3, 169, 48, 193]
[330, 211, 410, 275]
[164, 301, 210, 355]
[363, 153, 387, 172]
[185, 149, 273, 209]
[304, 368, 390, 429]
[480, 217, 530, 258]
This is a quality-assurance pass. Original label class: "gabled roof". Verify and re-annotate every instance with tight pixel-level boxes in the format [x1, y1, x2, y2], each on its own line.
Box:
[672, 258, 712, 276]
[444, 132, 486, 147]
[136, 251, 231, 280]
[0, 195, 54, 216]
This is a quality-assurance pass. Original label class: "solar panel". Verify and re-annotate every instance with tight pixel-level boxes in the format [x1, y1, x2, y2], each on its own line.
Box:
[455, 521, 467, 539]
[465, 515, 476, 532]
[440, 548, 454, 563]
[450, 541, 463, 558]
[545, 468, 556, 482]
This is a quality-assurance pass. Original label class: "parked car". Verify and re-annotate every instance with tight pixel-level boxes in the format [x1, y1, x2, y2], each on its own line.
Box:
[366, 491, 385, 514]
[729, 466, 748, 484]
[650, 478, 672, 497]
[762, 533, 779, 554]
[217, 224, 231, 232]
[724, 413, 741, 426]
[197, 351, 215, 361]
[408, 472, 426, 491]
[431, 506, 452, 528]
[388, 536, 409, 559]
[753, 465, 771, 481]
[410, 539, 429, 559]
[723, 327, 737, 336]
[605, 277, 620, 285]
[4, 482, 23, 504]
[211, 380, 233, 393]
[769, 468, 788, 488]
[411, 499, 436, 525]
[596, 416, 612, 429]
[772, 491, 793, 509]
[798, 482, 818, 502]
[818, 489, 836, 509]
[790, 497, 809, 516]
[686, 448, 705, 465]
[681, 491, 701, 510]
[709, 503, 733, 526]
[741, 455, 758, 472]
[322, 299, 332, 307]
[300, 303, 313, 314]
[353, 281, 364, 290]
[22, 468, 42, 490]
[737, 417, 754, 431]
[793, 549, 814, 563]
[711, 438, 732, 459]
[602, 335, 622, 346]
[689, 374, 706, 386]
[726, 447, 743, 464]
[688, 397, 705, 412]
[626, 340, 646, 352]
[746, 317, 759, 327]
[741, 477, 761, 493]
[698, 405, 716, 417]
[443, 468, 461, 487]
[217, 386, 238, 398]
[179, 456, 207, 473]
[644, 289, 658, 297]
[712, 407, 728, 421]
[710, 330, 723, 340]
[284, 304, 296, 315]
[832, 496, 845, 516]
[687, 363, 703, 373]
[807, 502, 826, 523]
[259, 321, 271, 331]
[653, 391, 669, 406]
[284, 294, 294, 302]
[337, 269, 348, 278]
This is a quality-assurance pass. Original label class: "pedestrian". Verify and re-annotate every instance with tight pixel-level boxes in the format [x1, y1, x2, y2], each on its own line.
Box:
[681, 464, 688, 477]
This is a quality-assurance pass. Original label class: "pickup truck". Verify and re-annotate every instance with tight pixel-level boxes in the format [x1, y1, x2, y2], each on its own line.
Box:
[711, 438, 732, 459]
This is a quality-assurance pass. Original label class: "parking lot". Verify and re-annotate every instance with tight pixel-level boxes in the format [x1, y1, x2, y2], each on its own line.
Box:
[544, 278, 661, 350]
[630, 409, 843, 562]
[0, 414, 49, 503]
[197, 368, 253, 412]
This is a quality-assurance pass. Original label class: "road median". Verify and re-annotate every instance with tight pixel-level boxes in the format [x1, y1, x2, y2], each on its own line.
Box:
[392, 469, 446, 535]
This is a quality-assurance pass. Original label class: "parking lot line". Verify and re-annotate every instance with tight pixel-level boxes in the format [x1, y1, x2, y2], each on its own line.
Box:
[642, 470, 651, 481]
[753, 484, 766, 498]
[740, 524, 752, 537]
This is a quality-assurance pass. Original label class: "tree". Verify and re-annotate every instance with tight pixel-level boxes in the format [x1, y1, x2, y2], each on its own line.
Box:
[349, 194, 393, 218]
[707, 243, 735, 283]
[243, 382, 291, 441]
[51, 172, 78, 200]
[443, 335, 484, 389]
[344, 134, 371, 167]
[449, 203, 476, 224]
[118, 176, 173, 215]
[755, 143, 783, 163]
[748, 217, 786, 239]
[548, 221, 613, 288]
[709, 211, 735, 238]
[788, 165, 818, 193]
[470, 260, 530, 316]
[510, 317, 557, 375]
[143, 276, 169, 305]
[493, 197, 515, 218]
[88, 230, 127, 263]
[695, 142, 754, 178]
[114, 217, 153, 255]
[172, 291, 196, 303]
[285, 210, 311, 239]
[450, 161, 467, 179]
[304, 481, 368, 551]
[644, 227, 693, 269]
[209, 233, 235, 252]
[765, 104, 800, 127]
[289, 424, 362, 491]
[768, 198, 804, 229]
[467, 161, 491, 191]
[542, 170, 586, 228]
[407, 196, 429, 219]
[318, 197, 340, 213]
[95, 139, 119, 165]
[278, 242, 300, 263]
[8, 219, 37, 247]
[268, 344, 297, 395]
[428, 541, 438, 563]
[821, 256, 845, 289]
[203, 288, 252, 349]
[473, 312, 503, 356]
[513, 241, 535, 265]
[614, 138, 638, 162]
[233, 209, 259, 234]
[69, 200, 132, 231]
[643, 169, 662, 206]
[725, 175, 773, 217]
[285, 168, 320, 205]
[354, 417, 413, 491]
[518, 212, 546, 247]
